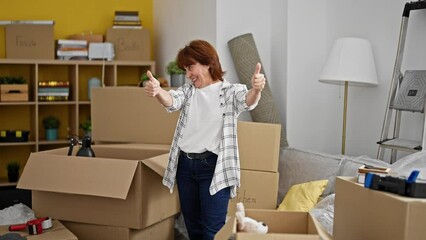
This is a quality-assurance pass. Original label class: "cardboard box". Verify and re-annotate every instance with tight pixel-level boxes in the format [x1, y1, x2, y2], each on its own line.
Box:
[0, 219, 77, 240]
[6, 24, 54, 59]
[238, 121, 281, 172]
[91, 87, 179, 144]
[228, 170, 279, 213]
[0, 84, 29, 101]
[17, 144, 180, 229]
[215, 209, 324, 240]
[68, 33, 104, 43]
[334, 177, 426, 240]
[106, 28, 150, 61]
[62, 215, 175, 240]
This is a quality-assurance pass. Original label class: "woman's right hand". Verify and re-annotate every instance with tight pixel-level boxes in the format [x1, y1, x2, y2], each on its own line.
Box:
[144, 70, 161, 97]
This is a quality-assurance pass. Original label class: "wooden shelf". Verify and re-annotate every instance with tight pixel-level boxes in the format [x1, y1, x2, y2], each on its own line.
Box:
[0, 59, 155, 178]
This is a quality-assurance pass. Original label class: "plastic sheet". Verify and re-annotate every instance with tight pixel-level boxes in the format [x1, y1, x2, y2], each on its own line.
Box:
[310, 194, 335, 236]
[0, 203, 35, 226]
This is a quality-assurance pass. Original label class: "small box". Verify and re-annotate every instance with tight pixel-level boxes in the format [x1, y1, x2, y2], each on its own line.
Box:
[334, 177, 426, 240]
[68, 33, 104, 43]
[0, 84, 29, 101]
[106, 28, 150, 61]
[6, 24, 54, 59]
[89, 42, 115, 61]
[215, 209, 329, 240]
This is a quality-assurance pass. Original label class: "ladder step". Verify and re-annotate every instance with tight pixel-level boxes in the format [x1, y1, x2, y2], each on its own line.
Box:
[378, 138, 422, 152]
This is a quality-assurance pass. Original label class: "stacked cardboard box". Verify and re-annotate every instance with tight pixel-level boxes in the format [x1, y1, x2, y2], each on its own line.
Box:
[17, 87, 181, 240]
[229, 121, 281, 214]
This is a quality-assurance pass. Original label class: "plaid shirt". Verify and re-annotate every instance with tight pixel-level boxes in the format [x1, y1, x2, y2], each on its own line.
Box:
[162, 80, 257, 198]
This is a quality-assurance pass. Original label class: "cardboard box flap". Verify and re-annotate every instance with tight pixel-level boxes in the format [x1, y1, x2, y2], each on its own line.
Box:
[18, 152, 138, 199]
[142, 153, 169, 177]
[214, 217, 236, 240]
[91, 87, 179, 144]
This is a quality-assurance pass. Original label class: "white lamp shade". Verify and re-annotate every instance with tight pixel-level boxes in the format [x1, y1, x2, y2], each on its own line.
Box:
[319, 38, 378, 87]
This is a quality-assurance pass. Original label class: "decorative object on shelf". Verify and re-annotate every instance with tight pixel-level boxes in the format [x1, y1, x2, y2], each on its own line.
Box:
[319, 37, 378, 155]
[166, 61, 186, 87]
[88, 77, 101, 100]
[76, 136, 95, 157]
[0, 130, 30, 142]
[38, 81, 70, 101]
[79, 118, 92, 137]
[42, 115, 60, 141]
[7, 160, 20, 182]
[0, 76, 28, 102]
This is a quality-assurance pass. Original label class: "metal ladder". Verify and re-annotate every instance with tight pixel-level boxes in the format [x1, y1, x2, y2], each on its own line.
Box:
[377, 0, 426, 163]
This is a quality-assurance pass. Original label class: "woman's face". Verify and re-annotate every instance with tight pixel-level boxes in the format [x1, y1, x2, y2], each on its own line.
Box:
[184, 62, 212, 88]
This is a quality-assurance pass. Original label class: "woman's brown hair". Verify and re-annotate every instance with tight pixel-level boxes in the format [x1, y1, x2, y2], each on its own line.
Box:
[176, 40, 225, 81]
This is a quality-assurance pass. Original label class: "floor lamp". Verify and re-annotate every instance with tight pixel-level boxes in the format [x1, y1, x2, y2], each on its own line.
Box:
[319, 38, 378, 155]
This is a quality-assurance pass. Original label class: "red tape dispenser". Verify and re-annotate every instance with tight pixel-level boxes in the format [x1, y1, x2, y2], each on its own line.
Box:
[9, 217, 52, 235]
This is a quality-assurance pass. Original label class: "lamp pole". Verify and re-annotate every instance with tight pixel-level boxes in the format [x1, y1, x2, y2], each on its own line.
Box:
[342, 81, 348, 155]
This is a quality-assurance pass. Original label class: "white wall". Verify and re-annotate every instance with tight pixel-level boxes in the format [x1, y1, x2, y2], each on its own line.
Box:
[154, 0, 426, 161]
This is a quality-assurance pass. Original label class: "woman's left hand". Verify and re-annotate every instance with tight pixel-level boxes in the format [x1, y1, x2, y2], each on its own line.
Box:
[251, 63, 266, 92]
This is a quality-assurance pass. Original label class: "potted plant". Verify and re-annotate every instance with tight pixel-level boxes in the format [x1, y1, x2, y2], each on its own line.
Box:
[166, 61, 186, 87]
[7, 161, 20, 182]
[0, 76, 28, 102]
[43, 115, 60, 141]
[79, 118, 92, 137]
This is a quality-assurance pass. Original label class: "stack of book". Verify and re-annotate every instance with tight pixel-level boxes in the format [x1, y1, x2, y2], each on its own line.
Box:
[113, 11, 142, 29]
[38, 81, 70, 101]
[56, 39, 88, 60]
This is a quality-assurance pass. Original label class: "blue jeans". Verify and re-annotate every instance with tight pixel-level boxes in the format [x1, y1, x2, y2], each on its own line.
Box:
[176, 152, 230, 240]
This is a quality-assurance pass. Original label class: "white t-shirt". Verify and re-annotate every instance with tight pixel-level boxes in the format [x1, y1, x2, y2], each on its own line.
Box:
[178, 81, 223, 154]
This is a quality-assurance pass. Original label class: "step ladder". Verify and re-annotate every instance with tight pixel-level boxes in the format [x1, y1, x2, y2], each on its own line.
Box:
[377, 0, 426, 163]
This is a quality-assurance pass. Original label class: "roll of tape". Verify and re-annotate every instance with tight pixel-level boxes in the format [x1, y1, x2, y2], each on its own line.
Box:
[41, 217, 52, 230]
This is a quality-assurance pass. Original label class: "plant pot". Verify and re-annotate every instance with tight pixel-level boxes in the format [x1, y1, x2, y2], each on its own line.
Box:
[45, 128, 58, 141]
[170, 74, 185, 87]
[8, 170, 19, 182]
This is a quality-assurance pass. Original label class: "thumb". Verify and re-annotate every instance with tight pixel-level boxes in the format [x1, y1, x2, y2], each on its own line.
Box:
[254, 62, 262, 75]
[147, 70, 155, 81]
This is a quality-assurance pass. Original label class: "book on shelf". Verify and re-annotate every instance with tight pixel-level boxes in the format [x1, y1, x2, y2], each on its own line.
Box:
[39, 96, 69, 101]
[113, 20, 141, 25]
[114, 15, 140, 21]
[57, 39, 88, 46]
[38, 81, 69, 87]
[38, 92, 69, 97]
[115, 11, 139, 16]
[57, 50, 88, 57]
[0, 20, 55, 25]
[112, 25, 143, 29]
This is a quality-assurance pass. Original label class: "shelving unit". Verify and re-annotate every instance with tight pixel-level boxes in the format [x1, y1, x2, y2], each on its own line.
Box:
[0, 59, 155, 184]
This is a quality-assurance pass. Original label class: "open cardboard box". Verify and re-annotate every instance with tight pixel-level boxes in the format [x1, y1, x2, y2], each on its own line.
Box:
[334, 177, 426, 240]
[17, 144, 179, 229]
[215, 209, 328, 240]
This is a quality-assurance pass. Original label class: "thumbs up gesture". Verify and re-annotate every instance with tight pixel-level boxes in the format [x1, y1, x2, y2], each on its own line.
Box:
[144, 70, 161, 97]
[251, 63, 266, 92]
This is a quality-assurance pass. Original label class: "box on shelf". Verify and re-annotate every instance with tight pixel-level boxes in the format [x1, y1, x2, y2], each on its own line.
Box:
[6, 24, 54, 59]
[0, 84, 29, 102]
[334, 177, 426, 240]
[0, 219, 77, 240]
[215, 209, 329, 240]
[62, 215, 175, 240]
[106, 28, 150, 61]
[0, 130, 30, 142]
[68, 33, 104, 43]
